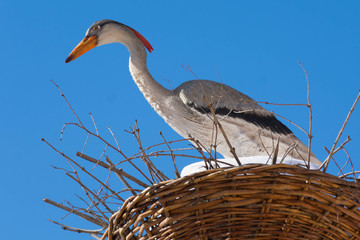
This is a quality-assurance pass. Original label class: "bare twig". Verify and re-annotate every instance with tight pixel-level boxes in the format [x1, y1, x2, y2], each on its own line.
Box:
[279, 142, 298, 164]
[191, 137, 212, 170]
[298, 61, 313, 168]
[82, 133, 90, 153]
[89, 113, 99, 136]
[43, 138, 125, 203]
[160, 132, 181, 178]
[51, 80, 84, 127]
[181, 65, 239, 164]
[204, 98, 241, 165]
[340, 171, 360, 179]
[209, 116, 220, 168]
[321, 90, 360, 171]
[48, 218, 105, 235]
[132, 121, 169, 182]
[98, 145, 108, 163]
[130, 138, 191, 153]
[65, 172, 113, 218]
[324, 147, 345, 177]
[273, 112, 308, 135]
[106, 156, 137, 196]
[76, 152, 149, 188]
[257, 101, 308, 107]
[258, 133, 272, 160]
[42, 138, 116, 220]
[332, 136, 352, 156]
[60, 123, 66, 141]
[341, 147, 357, 182]
[107, 127, 120, 151]
[63, 120, 152, 183]
[272, 138, 280, 164]
[44, 198, 107, 227]
[181, 64, 198, 79]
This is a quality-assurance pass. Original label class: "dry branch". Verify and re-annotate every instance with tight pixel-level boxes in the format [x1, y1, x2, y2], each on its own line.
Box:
[48, 218, 105, 235]
[298, 61, 313, 168]
[76, 152, 149, 188]
[160, 131, 181, 178]
[44, 198, 108, 227]
[321, 90, 360, 171]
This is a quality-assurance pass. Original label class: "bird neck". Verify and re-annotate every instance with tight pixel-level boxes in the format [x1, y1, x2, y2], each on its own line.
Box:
[127, 41, 171, 111]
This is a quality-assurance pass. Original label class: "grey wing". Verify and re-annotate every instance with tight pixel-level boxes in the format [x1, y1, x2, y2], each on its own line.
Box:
[173, 80, 293, 135]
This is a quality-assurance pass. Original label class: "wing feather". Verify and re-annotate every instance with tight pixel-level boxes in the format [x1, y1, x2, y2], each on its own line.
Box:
[174, 80, 292, 135]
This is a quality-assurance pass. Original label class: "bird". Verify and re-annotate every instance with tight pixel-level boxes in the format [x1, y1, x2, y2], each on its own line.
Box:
[65, 19, 322, 167]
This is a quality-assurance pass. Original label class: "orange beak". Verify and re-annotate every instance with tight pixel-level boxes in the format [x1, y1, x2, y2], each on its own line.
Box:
[65, 35, 98, 63]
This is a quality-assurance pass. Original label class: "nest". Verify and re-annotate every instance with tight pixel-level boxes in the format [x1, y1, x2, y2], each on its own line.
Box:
[103, 164, 360, 240]
[44, 82, 360, 240]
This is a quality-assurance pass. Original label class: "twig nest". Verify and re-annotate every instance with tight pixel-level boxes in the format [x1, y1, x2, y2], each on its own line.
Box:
[103, 164, 360, 240]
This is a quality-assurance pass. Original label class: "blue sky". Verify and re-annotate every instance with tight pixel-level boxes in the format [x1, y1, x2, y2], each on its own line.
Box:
[1, 1, 360, 239]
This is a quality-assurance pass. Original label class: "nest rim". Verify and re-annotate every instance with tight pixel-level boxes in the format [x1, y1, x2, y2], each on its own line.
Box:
[103, 164, 360, 240]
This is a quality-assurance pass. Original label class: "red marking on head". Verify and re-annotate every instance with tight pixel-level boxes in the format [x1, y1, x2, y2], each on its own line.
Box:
[127, 26, 154, 53]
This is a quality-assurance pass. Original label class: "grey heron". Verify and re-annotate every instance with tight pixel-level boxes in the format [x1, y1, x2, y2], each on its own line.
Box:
[65, 20, 321, 166]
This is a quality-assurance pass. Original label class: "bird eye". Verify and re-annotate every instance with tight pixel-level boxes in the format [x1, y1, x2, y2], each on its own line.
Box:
[92, 25, 101, 32]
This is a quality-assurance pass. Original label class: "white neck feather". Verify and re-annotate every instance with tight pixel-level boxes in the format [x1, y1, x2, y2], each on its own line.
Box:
[98, 23, 173, 118]
[127, 40, 171, 111]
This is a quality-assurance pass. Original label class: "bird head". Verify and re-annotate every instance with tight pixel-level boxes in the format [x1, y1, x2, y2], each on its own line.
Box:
[65, 20, 153, 63]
